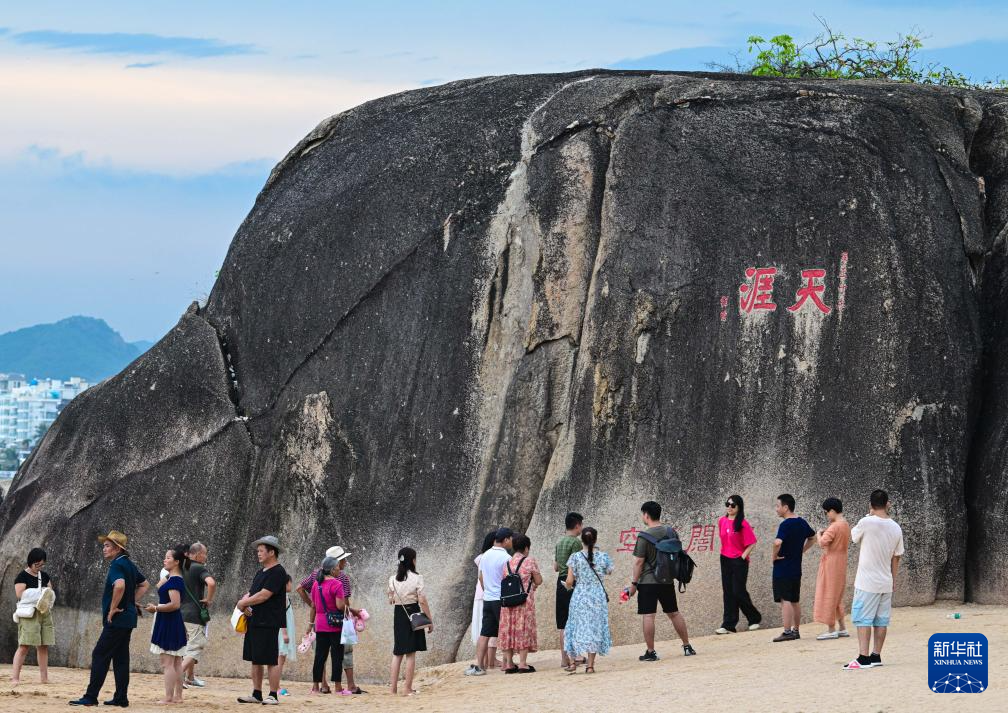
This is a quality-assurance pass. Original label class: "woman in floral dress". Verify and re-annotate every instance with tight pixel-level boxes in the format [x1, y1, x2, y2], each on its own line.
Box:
[496, 534, 543, 673]
[563, 527, 613, 673]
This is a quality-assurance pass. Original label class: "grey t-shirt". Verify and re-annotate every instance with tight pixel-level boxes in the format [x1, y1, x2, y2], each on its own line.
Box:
[180, 563, 211, 624]
[633, 525, 676, 586]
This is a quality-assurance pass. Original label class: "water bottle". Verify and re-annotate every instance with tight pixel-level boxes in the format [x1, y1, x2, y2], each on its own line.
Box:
[620, 587, 631, 602]
[946, 612, 963, 619]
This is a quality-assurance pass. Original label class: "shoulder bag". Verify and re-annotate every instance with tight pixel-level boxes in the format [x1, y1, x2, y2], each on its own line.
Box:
[319, 580, 343, 628]
[392, 577, 431, 631]
[582, 553, 609, 602]
[183, 575, 211, 624]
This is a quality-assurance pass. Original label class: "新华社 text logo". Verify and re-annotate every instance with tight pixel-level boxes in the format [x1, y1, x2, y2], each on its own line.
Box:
[928, 633, 988, 693]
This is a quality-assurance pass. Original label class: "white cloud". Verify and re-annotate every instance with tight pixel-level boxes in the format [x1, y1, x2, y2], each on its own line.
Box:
[0, 53, 411, 173]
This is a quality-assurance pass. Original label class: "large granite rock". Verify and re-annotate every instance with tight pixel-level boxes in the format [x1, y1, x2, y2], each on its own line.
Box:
[1, 71, 1005, 676]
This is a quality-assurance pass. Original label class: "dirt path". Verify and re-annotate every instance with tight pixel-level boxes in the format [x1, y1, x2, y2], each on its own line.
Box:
[2, 603, 1004, 712]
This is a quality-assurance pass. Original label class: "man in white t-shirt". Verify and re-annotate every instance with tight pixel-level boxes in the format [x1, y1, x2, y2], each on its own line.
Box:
[844, 490, 904, 671]
[467, 528, 513, 676]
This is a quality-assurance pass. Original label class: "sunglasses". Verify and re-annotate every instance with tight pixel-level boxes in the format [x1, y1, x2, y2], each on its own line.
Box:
[725, 501, 737, 508]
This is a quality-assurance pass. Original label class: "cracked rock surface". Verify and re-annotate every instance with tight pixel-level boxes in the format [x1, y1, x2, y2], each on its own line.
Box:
[1, 71, 1007, 672]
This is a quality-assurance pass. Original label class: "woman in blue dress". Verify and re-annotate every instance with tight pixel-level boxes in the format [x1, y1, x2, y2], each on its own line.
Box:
[144, 544, 188, 704]
[562, 527, 613, 673]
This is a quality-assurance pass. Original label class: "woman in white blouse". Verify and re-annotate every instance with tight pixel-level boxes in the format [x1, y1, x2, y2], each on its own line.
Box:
[387, 547, 434, 696]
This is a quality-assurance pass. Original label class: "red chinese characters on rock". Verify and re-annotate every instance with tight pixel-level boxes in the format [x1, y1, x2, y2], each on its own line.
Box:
[617, 527, 640, 553]
[685, 524, 716, 553]
[618, 524, 718, 555]
[787, 268, 832, 314]
[738, 267, 778, 313]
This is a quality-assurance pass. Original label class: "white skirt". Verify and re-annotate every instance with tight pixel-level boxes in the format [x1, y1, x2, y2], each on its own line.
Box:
[470, 598, 482, 645]
[150, 643, 185, 657]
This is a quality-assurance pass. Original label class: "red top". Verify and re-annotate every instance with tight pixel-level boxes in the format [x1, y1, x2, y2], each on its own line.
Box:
[719, 516, 757, 560]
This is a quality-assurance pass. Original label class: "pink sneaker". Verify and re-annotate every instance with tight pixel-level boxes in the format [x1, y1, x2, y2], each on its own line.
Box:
[338, 689, 353, 696]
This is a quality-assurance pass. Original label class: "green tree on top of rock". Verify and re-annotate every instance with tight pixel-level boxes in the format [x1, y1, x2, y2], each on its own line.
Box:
[728, 17, 1003, 89]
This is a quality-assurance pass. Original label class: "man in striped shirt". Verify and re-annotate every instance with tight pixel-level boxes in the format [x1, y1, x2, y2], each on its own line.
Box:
[295, 546, 364, 693]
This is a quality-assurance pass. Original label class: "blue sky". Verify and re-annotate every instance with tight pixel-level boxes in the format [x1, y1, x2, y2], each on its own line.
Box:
[2, 1, 1006, 341]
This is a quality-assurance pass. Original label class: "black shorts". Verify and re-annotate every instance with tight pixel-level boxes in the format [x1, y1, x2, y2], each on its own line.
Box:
[556, 576, 573, 629]
[773, 577, 802, 603]
[242, 625, 280, 666]
[480, 600, 502, 637]
[637, 583, 678, 615]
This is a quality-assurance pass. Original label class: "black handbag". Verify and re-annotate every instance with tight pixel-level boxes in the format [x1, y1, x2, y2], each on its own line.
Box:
[318, 581, 343, 628]
[392, 579, 431, 631]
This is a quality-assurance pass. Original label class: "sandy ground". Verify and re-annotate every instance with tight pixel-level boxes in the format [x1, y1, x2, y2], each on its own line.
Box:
[1, 603, 1004, 713]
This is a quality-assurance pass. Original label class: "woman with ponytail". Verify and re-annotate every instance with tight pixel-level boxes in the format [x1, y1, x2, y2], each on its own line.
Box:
[387, 547, 433, 695]
[716, 495, 762, 634]
[144, 544, 189, 704]
[562, 527, 613, 673]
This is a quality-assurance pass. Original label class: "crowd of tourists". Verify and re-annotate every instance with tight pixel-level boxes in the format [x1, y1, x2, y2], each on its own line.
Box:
[7, 489, 904, 704]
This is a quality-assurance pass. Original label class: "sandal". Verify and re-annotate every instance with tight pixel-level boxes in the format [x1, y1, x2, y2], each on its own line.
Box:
[503, 667, 520, 674]
[564, 664, 578, 673]
[585, 666, 595, 674]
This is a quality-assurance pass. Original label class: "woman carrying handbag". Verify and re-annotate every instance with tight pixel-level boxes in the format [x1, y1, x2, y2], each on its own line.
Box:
[387, 547, 433, 696]
[11, 547, 56, 685]
[307, 557, 349, 695]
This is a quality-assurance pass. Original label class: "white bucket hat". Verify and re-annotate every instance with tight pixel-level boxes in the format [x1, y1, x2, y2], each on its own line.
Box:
[325, 545, 351, 562]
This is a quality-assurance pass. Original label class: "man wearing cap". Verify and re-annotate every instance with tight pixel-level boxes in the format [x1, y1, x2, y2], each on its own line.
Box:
[295, 545, 364, 694]
[69, 530, 149, 707]
[470, 527, 513, 676]
[236, 536, 288, 705]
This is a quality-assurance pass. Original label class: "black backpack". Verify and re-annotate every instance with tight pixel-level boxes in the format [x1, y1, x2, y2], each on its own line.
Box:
[637, 527, 696, 592]
[500, 557, 529, 608]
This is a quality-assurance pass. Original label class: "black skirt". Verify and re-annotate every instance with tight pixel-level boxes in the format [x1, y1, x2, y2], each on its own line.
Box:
[393, 603, 428, 655]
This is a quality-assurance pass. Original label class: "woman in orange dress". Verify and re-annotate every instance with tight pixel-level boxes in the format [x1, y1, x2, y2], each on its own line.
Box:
[813, 497, 850, 640]
[497, 534, 543, 673]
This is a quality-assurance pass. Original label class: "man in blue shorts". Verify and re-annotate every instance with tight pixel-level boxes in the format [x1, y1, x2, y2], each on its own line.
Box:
[844, 490, 904, 670]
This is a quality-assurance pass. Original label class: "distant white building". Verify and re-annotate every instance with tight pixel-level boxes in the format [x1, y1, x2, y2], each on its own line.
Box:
[0, 374, 91, 448]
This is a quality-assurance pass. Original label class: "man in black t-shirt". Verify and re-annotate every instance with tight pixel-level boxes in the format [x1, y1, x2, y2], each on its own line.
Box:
[236, 536, 287, 706]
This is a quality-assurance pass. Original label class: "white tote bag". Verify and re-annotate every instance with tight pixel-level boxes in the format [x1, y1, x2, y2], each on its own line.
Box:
[13, 572, 54, 622]
[341, 612, 359, 645]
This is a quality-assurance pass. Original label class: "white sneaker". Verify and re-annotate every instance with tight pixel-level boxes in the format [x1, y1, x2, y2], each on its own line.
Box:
[715, 627, 733, 635]
[817, 631, 840, 640]
[262, 695, 279, 705]
[182, 681, 190, 690]
[464, 666, 486, 677]
[747, 623, 761, 631]
[190, 678, 206, 687]
[837, 630, 850, 638]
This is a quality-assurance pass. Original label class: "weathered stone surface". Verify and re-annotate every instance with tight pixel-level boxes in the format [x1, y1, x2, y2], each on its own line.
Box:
[1, 71, 1006, 676]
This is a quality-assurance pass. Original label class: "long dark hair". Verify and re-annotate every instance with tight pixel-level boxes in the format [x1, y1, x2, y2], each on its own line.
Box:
[169, 544, 188, 572]
[728, 494, 745, 533]
[396, 547, 417, 582]
[480, 530, 496, 554]
[581, 527, 598, 567]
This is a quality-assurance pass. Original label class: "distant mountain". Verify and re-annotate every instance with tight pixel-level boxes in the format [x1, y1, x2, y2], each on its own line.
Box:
[0, 317, 153, 382]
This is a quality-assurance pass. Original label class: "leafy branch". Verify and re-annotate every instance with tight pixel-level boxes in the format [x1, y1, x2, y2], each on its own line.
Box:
[711, 16, 1004, 90]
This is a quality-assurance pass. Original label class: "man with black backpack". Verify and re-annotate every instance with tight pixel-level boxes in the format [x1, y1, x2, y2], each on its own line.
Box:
[627, 501, 696, 661]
